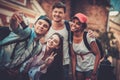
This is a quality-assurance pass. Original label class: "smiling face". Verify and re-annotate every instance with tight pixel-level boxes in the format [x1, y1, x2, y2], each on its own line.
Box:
[71, 18, 83, 32]
[52, 8, 65, 22]
[46, 34, 61, 49]
[34, 19, 50, 36]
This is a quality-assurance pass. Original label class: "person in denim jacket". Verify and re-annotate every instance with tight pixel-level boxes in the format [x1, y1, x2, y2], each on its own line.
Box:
[0, 11, 51, 80]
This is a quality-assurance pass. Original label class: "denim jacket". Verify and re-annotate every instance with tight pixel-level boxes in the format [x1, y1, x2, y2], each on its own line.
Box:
[0, 26, 42, 69]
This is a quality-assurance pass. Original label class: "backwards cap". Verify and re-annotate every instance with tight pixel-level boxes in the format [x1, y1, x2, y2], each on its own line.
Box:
[37, 15, 51, 27]
[74, 13, 87, 23]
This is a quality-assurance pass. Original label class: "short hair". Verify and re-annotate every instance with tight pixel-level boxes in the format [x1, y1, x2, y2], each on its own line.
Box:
[35, 15, 51, 27]
[52, 1, 66, 13]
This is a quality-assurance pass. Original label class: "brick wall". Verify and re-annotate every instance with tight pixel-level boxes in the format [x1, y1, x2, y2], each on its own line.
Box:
[38, 0, 71, 20]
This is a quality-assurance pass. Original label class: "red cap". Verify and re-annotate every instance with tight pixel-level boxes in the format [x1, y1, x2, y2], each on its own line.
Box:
[74, 13, 87, 23]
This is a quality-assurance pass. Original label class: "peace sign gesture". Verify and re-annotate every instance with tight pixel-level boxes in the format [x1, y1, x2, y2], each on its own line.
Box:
[45, 52, 57, 66]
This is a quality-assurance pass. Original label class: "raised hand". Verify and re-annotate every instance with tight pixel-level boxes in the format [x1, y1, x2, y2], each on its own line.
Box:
[10, 11, 27, 30]
[88, 30, 96, 38]
[45, 52, 57, 66]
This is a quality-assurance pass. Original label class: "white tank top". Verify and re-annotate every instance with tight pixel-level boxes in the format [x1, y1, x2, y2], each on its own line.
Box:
[73, 33, 96, 72]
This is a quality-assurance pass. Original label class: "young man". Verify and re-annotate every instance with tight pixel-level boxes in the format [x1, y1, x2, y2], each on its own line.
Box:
[70, 13, 101, 80]
[42, 2, 71, 80]
[0, 11, 51, 80]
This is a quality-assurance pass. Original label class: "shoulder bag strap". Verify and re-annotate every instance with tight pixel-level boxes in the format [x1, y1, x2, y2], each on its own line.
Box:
[83, 31, 91, 50]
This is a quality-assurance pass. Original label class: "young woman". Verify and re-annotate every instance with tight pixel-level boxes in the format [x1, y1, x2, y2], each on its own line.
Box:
[20, 33, 64, 80]
[70, 13, 101, 80]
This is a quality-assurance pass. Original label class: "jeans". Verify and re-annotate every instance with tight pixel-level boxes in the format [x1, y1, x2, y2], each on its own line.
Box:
[63, 64, 69, 80]
[76, 70, 93, 80]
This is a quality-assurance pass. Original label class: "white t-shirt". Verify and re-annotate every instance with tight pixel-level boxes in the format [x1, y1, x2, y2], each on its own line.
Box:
[45, 25, 70, 65]
[73, 33, 96, 72]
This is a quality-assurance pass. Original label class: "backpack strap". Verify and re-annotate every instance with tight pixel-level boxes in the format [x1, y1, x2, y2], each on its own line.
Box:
[83, 31, 91, 51]
[64, 20, 73, 43]
[64, 20, 73, 57]
[64, 20, 70, 31]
